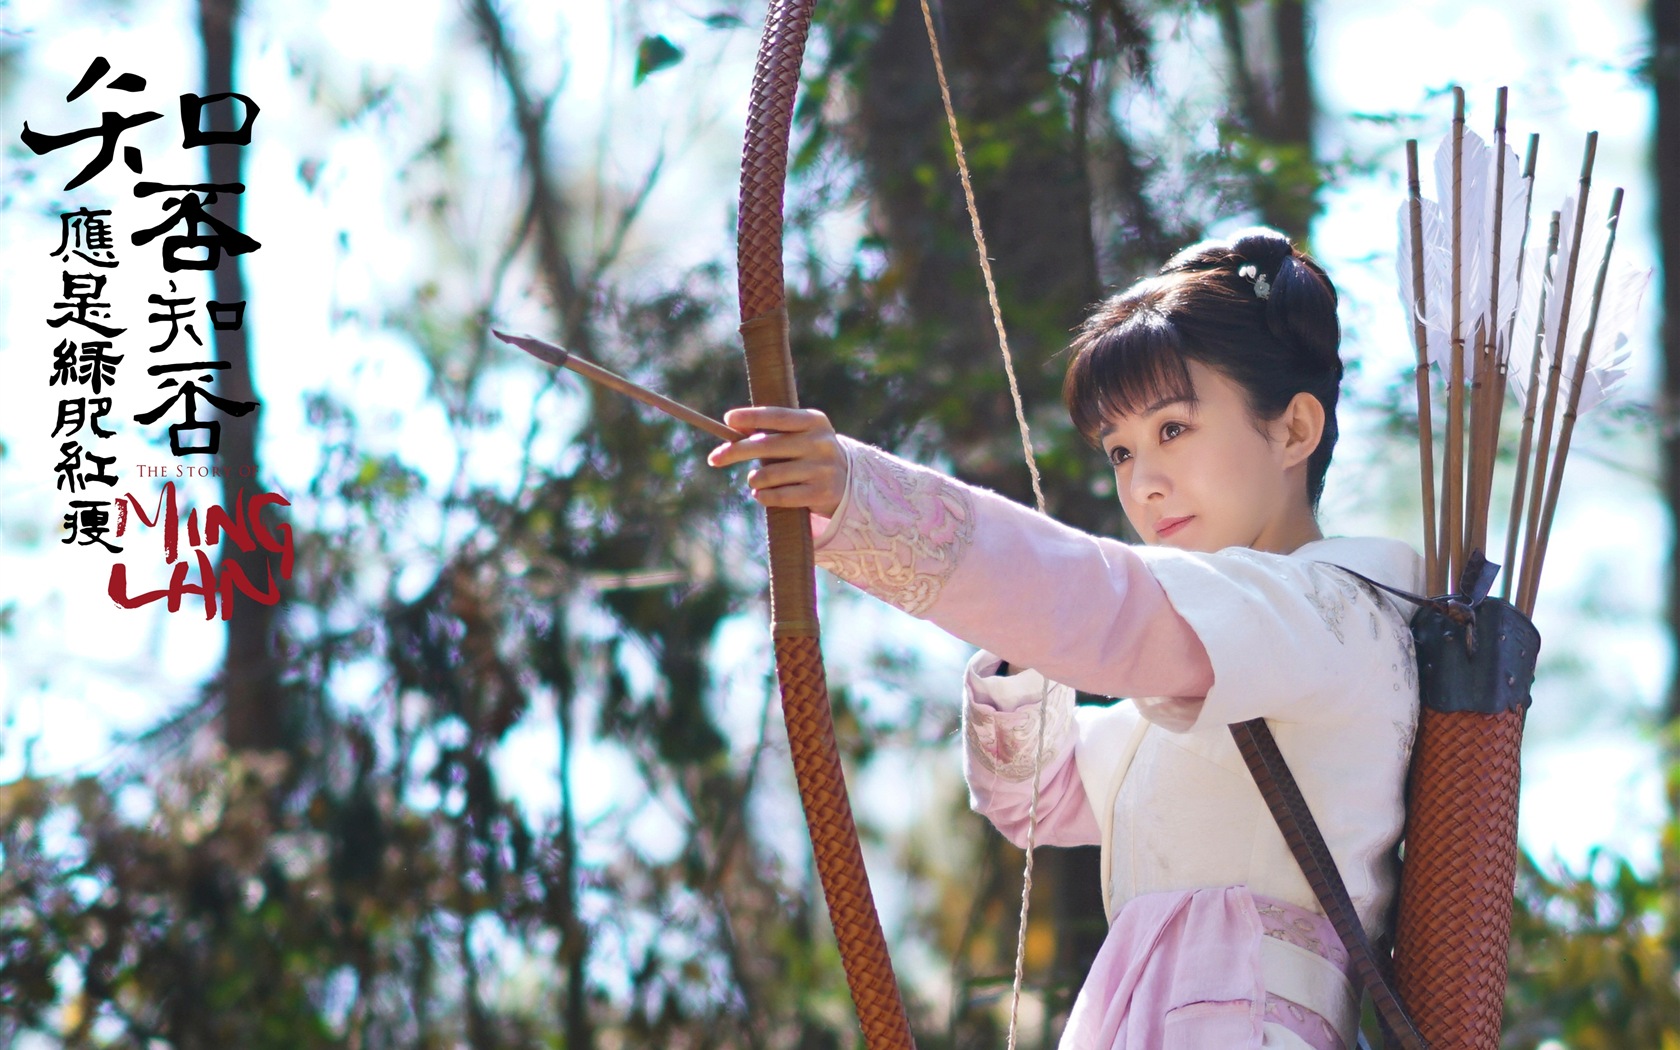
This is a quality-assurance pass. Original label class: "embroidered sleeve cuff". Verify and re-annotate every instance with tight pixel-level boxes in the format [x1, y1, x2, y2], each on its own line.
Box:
[813, 437, 976, 617]
[965, 649, 1052, 712]
[963, 660, 1076, 781]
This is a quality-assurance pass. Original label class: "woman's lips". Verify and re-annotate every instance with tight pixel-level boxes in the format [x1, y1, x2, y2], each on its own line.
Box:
[1155, 515, 1193, 539]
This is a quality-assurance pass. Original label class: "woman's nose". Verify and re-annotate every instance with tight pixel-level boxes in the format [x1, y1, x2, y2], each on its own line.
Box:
[1127, 452, 1170, 502]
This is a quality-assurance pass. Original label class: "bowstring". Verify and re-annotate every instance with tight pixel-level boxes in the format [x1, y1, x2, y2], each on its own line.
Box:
[914, 0, 1051, 1043]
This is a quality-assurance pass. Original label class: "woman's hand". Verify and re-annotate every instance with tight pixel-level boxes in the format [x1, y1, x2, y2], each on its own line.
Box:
[706, 407, 848, 519]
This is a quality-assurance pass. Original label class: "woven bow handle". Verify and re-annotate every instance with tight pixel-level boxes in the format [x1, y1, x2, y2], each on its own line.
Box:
[736, 0, 915, 1045]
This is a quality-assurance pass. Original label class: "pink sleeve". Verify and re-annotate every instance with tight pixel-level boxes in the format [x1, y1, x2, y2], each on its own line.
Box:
[814, 438, 1213, 705]
[962, 655, 1101, 847]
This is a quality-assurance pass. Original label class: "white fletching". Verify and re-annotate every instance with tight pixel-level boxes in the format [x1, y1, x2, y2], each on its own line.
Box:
[1397, 196, 1449, 366]
[1542, 194, 1583, 376]
[1567, 248, 1651, 414]
[1491, 147, 1534, 364]
[1435, 129, 1489, 365]
[1399, 129, 1532, 377]
[1506, 197, 1651, 415]
[1505, 228, 1552, 409]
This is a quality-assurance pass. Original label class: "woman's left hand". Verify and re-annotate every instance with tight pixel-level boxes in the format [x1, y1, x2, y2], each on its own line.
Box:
[705, 406, 848, 518]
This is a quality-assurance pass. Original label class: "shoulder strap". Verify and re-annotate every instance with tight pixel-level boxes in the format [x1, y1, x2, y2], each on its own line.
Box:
[1229, 718, 1428, 1050]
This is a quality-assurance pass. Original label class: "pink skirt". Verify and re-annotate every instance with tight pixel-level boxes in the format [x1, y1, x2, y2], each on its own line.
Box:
[1058, 886, 1354, 1049]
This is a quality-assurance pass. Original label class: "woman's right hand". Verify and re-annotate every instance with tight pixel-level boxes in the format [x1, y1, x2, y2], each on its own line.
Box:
[705, 406, 849, 519]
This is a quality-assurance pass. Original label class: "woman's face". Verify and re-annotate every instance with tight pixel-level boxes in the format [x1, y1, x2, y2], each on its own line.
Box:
[1098, 360, 1315, 554]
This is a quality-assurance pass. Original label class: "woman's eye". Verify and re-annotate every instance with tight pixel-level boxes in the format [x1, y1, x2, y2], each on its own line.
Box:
[1160, 422, 1187, 441]
[1107, 446, 1131, 467]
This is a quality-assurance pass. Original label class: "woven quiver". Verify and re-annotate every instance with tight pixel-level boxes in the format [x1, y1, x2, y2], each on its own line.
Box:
[1393, 595, 1540, 1049]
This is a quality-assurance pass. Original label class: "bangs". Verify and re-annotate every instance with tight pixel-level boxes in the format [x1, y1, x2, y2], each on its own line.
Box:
[1063, 294, 1198, 442]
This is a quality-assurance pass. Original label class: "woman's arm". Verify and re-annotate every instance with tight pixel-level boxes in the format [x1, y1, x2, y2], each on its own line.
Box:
[708, 408, 1214, 704]
[708, 408, 1417, 731]
[807, 434, 1215, 703]
[817, 437, 1418, 730]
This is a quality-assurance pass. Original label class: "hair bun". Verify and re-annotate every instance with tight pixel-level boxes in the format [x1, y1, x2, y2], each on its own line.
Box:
[1226, 226, 1339, 370]
[1230, 227, 1294, 278]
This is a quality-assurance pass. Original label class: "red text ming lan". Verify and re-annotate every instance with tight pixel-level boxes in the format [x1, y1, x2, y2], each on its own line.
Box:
[108, 481, 293, 619]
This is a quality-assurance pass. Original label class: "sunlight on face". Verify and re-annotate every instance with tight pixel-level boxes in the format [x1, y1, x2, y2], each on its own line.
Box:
[1098, 361, 1320, 555]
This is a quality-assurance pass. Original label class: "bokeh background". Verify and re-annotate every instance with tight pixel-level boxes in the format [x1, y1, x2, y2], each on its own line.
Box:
[0, 0, 1674, 1046]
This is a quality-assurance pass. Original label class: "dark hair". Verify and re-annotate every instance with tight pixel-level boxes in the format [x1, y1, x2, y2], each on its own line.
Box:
[1062, 227, 1343, 507]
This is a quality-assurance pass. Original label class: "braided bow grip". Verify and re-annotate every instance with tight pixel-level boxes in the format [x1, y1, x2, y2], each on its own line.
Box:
[737, 0, 914, 1044]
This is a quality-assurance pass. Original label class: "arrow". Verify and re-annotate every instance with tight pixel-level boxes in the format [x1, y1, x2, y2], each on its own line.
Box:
[493, 329, 745, 443]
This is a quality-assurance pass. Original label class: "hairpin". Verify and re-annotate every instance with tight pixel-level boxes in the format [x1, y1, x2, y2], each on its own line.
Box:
[1237, 263, 1272, 300]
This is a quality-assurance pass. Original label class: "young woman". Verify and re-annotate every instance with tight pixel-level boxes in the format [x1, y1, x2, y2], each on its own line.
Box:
[707, 228, 1421, 1050]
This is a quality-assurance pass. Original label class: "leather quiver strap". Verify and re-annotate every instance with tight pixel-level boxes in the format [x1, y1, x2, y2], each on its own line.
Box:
[1231, 718, 1427, 1049]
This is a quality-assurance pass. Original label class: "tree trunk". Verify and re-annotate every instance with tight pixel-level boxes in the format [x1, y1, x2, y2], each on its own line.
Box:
[1213, 0, 1320, 242]
[1654, 0, 1680, 862]
[853, 0, 1103, 521]
[200, 0, 285, 752]
[468, 0, 590, 357]
[555, 644, 593, 1049]
[468, 6, 598, 1044]
[1267, 0, 1317, 241]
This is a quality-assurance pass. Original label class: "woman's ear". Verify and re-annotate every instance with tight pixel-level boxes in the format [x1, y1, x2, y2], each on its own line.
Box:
[1276, 391, 1325, 469]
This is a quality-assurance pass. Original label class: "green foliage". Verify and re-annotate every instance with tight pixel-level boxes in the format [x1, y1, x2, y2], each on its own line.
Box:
[633, 35, 684, 85]
[1505, 840, 1680, 1049]
[2, 753, 415, 1049]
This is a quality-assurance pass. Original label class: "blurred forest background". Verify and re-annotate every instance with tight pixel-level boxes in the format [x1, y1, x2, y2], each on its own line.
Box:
[0, 0, 1675, 1047]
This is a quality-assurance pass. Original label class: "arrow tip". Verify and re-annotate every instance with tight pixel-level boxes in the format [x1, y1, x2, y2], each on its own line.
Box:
[491, 328, 569, 368]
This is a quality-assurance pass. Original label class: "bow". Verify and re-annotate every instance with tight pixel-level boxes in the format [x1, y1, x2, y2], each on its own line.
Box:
[736, 0, 916, 1045]
[505, 4, 1046, 1038]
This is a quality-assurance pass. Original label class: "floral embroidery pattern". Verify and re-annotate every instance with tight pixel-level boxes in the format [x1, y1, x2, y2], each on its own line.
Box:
[1255, 901, 1347, 966]
[1305, 567, 1363, 644]
[1263, 994, 1343, 1047]
[1256, 900, 1351, 1046]
[1304, 565, 1422, 765]
[1394, 618, 1418, 691]
[815, 444, 977, 616]
[964, 691, 1073, 781]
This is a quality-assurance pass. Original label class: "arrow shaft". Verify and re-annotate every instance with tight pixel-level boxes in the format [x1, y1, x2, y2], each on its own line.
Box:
[495, 330, 745, 442]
